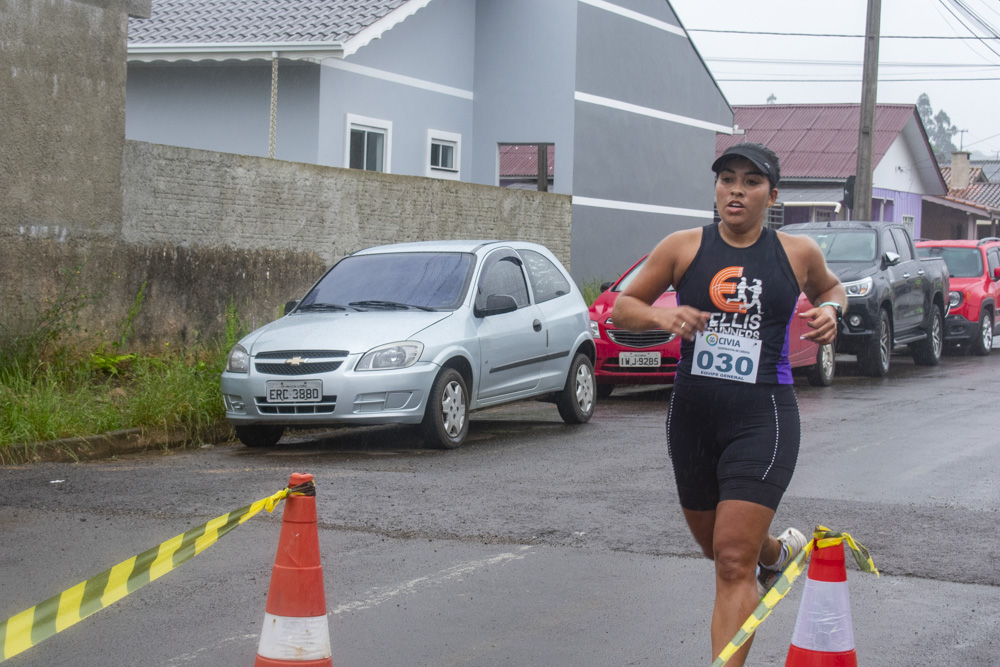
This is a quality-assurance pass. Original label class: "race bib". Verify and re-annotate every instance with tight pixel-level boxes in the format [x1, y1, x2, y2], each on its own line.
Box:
[691, 331, 761, 384]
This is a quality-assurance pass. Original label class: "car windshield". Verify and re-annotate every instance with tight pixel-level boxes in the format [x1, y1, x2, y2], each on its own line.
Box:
[300, 252, 475, 311]
[613, 257, 673, 294]
[916, 246, 983, 278]
[792, 230, 877, 262]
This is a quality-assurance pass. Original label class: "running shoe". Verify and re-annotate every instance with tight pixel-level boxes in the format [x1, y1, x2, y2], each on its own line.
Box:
[756, 527, 808, 597]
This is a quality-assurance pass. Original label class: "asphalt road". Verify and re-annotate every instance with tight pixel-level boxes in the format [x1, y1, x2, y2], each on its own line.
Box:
[1, 350, 998, 666]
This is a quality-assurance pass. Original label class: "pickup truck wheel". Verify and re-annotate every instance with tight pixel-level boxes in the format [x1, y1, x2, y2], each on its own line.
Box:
[911, 306, 943, 366]
[806, 343, 835, 386]
[858, 309, 891, 377]
[234, 425, 285, 447]
[971, 310, 994, 356]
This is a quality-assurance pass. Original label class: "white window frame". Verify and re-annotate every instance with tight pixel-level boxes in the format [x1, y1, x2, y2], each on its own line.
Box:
[426, 129, 461, 180]
[345, 113, 392, 173]
[902, 214, 915, 237]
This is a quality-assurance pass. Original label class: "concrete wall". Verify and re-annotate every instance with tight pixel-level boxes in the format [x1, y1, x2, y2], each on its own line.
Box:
[3, 141, 571, 351]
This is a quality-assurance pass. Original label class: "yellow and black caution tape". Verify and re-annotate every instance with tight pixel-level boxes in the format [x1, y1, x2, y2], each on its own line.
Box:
[0, 480, 313, 663]
[710, 525, 878, 667]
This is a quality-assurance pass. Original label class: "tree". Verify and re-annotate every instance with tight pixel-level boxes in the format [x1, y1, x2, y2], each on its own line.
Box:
[917, 93, 959, 158]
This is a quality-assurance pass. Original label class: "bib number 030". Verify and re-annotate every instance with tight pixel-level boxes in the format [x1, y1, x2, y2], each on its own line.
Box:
[691, 333, 761, 384]
[696, 351, 754, 377]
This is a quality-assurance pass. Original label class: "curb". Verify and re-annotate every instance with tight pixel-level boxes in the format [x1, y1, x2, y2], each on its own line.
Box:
[4, 423, 235, 464]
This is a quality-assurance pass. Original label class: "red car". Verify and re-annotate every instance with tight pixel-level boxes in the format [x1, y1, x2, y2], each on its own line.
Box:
[916, 237, 1000, 355]
[588, 255, 835, 397]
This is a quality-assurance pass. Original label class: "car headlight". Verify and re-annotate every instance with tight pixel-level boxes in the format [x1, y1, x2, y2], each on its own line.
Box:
[356, 342, 423, 371]
[226, 344, 250, 373]
[948, 291, 963, 309]
[589, 320, 601, 338]
[843, 277, 873, 298]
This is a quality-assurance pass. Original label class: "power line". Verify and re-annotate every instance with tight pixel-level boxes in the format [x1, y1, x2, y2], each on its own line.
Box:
[687, 28, 999, 39]
[716, 77, 1000, 82]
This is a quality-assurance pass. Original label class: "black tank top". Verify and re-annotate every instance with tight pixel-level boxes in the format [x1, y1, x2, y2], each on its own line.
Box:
[675, 223, 800, 385]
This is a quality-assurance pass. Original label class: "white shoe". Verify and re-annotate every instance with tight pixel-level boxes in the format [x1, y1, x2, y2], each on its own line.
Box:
[756, 527, 808, 597]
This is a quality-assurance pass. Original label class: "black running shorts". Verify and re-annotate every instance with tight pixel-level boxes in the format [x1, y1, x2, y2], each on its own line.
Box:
[665, 382, 800, 511]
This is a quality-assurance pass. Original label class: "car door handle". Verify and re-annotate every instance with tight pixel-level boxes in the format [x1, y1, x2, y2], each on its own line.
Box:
[902, 273, 910, 279]
[532, 319, 542, 332]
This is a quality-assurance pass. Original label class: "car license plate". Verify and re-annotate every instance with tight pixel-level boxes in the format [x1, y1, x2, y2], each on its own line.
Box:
[619, 351, 661, 367]
[266, 380, 322, 403]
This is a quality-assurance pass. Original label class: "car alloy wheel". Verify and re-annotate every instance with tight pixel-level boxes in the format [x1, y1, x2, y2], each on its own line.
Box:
[557, 353, 595, 424]
[972, 310, 994, 356]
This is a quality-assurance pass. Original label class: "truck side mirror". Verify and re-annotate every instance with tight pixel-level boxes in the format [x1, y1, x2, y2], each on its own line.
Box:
[883, 251, 901, 267]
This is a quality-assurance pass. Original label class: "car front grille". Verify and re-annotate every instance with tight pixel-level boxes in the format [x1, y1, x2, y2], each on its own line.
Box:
[255, 361, 343, 375]
[253, 349, 349, 376]
[255, 395, 338, 414]
[606, 330, 675, 348]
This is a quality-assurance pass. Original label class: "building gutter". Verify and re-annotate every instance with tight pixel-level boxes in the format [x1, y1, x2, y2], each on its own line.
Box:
[128, 42, 344, 63]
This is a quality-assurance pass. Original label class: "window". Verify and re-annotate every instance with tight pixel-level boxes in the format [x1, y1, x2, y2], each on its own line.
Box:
[346, 114, 391, 172]
[901, 215, 915, 238]
[517, 249, 571, 304]
[427, 130, 461, 180]
[476, 251, 529, 312]
[890, 228, 913, 261]
[988, 249, 1000, 279]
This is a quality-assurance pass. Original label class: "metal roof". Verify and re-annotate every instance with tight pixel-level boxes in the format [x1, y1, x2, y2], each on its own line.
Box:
[776, 186, 844, 205]
[499, 145, 555, 178]
[128, 0, 431, 60]
[718, 104, 918, 180]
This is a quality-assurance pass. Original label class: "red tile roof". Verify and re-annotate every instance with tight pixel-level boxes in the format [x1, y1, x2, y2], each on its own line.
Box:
[944, 183, 1000, 213]
[499, 145, 555, 178]
[717, 104, 918, 179]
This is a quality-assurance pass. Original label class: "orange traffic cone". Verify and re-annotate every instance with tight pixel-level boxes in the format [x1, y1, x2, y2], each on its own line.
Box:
[255, 473, 332, 667]
[785, 540, 858, 666]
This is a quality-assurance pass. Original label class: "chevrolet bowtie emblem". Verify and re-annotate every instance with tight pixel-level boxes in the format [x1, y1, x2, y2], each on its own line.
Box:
[285, 357, 307, 366]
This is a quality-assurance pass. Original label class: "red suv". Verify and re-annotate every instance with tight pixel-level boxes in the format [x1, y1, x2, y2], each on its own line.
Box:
[588, 255, 835, 397]
[916, 238, 1000, 355]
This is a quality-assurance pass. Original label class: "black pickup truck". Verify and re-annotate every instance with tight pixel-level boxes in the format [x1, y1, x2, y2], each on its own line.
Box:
[782, 221, 950, 377]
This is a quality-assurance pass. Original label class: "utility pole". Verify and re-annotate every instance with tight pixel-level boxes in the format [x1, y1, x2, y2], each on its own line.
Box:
[853, 0, 881, 222]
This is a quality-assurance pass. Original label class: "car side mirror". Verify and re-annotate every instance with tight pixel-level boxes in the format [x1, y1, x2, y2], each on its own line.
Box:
[994, 267, 1000, 280]
[284, 300, 299, 315]
[600, 281, 614, 292]
[475, 294, 518, 318]
[883, 251, 901, 267]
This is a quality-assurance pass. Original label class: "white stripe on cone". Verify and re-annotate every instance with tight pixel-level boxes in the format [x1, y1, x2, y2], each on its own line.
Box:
[789, 579, 855, 653]
[256, 613, 332, 661]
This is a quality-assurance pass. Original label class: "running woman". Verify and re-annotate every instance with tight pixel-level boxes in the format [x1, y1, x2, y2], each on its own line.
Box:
[611, 142, 845, 667]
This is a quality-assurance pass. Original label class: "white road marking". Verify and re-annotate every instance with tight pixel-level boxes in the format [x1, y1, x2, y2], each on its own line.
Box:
[329, 547, 533, 616]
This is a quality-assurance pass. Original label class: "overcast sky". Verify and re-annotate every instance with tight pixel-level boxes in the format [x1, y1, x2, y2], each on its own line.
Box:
[668, 0, 1000, 159]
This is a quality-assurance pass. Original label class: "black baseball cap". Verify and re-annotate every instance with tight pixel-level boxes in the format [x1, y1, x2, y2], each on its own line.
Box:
[712, 143, 780, 187]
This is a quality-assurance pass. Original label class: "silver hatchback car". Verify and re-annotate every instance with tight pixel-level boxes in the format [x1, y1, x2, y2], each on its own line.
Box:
[221, 240, 596, 448]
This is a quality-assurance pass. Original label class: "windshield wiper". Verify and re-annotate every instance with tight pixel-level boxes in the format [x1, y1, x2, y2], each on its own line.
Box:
[297, 302, 350, 311]
[348, 300, 436, 311]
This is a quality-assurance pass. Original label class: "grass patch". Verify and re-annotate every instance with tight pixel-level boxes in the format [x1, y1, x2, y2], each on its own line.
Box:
[0, 276, 242, 461]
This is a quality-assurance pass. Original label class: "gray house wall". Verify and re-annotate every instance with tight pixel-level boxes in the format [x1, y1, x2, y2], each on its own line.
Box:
[470, 0, 578, 193]
[126, 62, 321, 163]
[570, 0, 733, 283]
[315, 0, 476, 173]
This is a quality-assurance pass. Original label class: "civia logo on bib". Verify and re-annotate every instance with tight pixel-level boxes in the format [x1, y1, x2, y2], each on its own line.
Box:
[709, 266, 764, 315]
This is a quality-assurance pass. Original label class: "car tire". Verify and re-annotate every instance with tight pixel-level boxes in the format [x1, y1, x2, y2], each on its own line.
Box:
[234, 425, 285, 448]
[596, 384, 614, 399]
[858, 309, 891, 377]
[971, 309, 994, 356]
[911, 306, 943, 366]
[806, 342, 835, 387]
[557, 353, 596, 424]
[421, 368, 469, 449]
